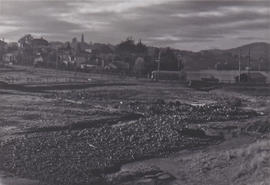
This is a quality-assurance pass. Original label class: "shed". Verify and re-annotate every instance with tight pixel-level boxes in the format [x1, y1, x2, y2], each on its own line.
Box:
[236, 72, 267, 84]
[151, 70, 185, 81]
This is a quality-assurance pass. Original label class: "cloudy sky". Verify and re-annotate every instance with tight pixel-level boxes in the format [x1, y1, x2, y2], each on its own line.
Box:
[0, 0, 269, 51]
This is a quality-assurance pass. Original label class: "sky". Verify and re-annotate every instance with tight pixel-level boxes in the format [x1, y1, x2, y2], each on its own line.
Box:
[0, 0, 269, 51]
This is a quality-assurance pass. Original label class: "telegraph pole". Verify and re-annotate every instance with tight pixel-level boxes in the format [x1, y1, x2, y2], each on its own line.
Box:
[157, 50, 161, 72]
[238, 49, 241, 83]
[177, 54, 183, 71]
[248, 47, 251, 74]
[154, 49, 161, 80]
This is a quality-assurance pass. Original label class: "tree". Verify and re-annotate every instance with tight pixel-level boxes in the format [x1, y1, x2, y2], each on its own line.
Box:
[18, 34, 33, 48]
[116, 37, 136, 53]
[133, 57, 145, 76]
[160, 47, 178, 71]
[136, 40, 147, 54]
[144, 56, 156, 74]
[6, 43, 18, 52]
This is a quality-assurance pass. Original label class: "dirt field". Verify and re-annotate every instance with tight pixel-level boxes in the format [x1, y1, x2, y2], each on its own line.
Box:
[0, 65, 269, 185]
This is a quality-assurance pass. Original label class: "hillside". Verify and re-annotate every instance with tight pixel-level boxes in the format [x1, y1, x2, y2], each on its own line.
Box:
[227, 42, 270, 59]
[182, 42, 270, 70]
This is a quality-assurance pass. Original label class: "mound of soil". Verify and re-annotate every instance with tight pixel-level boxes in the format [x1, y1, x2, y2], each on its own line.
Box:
[0, 99, 258, 185]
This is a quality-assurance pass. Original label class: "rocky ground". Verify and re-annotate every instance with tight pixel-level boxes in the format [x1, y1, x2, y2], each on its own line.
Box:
[0, 65, 269, 185]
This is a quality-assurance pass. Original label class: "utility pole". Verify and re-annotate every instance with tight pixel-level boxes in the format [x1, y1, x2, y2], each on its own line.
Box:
[177, 54, 183, 71]
[238, 49, 241, 83]
[248, 47, 251, 73]
[157, 50, 161, 80]
[154, 49, 161, 80]
[157, 50, 161, 72]
[259, 58, 262, 71]
[56, 51, 59, 70]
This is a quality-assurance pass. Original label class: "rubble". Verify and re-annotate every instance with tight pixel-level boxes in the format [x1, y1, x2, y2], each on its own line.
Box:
[0, 99, 258, 185]
[127, 99, 257, 122]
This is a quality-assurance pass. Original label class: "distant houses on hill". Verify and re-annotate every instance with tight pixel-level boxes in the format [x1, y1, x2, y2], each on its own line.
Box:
[1, 35, 161, 75]
[0, 35, 270, 84]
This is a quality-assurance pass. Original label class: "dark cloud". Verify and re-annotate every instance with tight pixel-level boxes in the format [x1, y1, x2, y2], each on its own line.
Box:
[0, 0, 269, 51]
[237, 36, 266, 41]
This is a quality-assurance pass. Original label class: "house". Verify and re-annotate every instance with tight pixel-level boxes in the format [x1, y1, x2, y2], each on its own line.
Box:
[151, 70, 185, 81]
[75, 56, 87, 66]
[2, 52, 18, 64]
[236, 72, 267, 84]
[18, 34, 33, 48]
[6, 42, 18, 51]
[31, 38, 49, 53]
[0, 40, 7, 49]
[0, 40, 7, 59]
[85, 48, 92, 54]
[33, 53, 44, 66]
[56, 53, 75, 69]
[49, 41, 64, 50]
[32, 38, 49, 47]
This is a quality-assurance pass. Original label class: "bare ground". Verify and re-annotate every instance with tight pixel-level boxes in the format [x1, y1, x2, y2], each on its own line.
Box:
[0, 65, 269, 185]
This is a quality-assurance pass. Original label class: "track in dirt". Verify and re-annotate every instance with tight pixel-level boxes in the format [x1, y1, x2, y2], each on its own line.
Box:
[15, 112, 144, 134]
[0, 81, 137, 93]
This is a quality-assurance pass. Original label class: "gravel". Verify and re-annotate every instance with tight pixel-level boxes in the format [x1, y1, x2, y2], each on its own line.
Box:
[0, 99, 257, 185]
